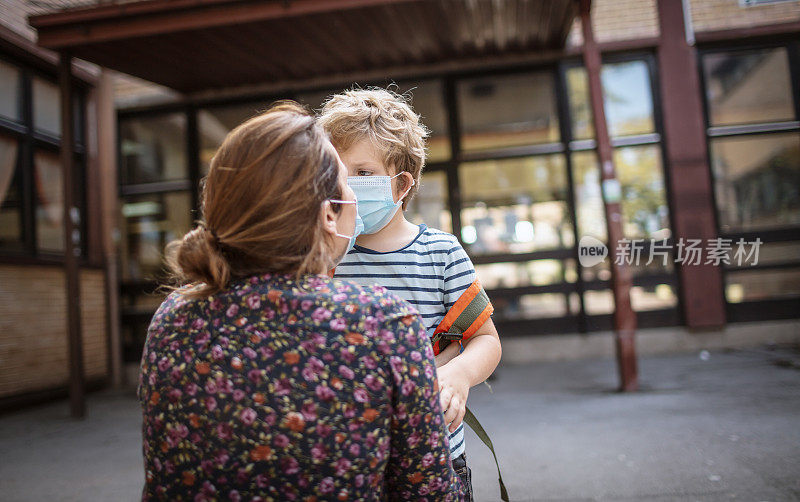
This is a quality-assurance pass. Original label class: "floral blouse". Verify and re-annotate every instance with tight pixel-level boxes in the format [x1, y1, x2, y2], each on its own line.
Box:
[138, 273, 464, 501]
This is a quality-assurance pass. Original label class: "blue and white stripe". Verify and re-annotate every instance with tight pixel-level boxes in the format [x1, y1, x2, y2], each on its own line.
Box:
[335, 224, 475, 459]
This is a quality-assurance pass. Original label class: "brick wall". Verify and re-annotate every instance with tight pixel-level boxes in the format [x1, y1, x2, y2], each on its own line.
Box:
[0, 265, 108, 398]
[690, 0, 800, 32]
[567, 0, 660, 47]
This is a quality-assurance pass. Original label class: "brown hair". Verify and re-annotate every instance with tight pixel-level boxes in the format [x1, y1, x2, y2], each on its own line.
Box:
[166, 101, 342, 298]
[317, 87, 429, 210]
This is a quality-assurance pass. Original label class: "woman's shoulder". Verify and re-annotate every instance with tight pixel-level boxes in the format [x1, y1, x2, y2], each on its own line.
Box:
[325, 276, 419, 319]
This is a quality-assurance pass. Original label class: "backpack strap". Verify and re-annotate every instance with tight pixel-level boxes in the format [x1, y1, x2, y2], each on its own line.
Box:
[432, 279, 493, 356]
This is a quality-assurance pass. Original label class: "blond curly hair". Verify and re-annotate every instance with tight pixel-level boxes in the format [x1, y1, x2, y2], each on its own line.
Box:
[317, 87, 429, 209]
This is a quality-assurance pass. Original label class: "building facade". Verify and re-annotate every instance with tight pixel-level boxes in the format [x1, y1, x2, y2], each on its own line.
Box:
[1, 0, 799, 403]
[0, 1, 115, 406]
[113, 0, 800, 361]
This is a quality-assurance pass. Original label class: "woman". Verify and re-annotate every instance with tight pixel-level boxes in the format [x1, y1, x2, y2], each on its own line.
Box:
[138, 102, 464, 501]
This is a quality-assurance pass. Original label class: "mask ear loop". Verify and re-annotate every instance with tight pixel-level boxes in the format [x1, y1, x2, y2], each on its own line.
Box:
[391, 172, 416, 202]
[329, 199, 357, 239]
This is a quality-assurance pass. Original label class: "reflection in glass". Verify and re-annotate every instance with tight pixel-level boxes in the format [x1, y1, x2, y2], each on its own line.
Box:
[584, 289, 613, 315]
[566, 66, 593, 140]
[199, 103, 271, 174]
[34, 151, 64, 253]
[32, 77, 61, 136]
[601, 61, 655, 137]
[726, 268, 800, 303]
[710, 133, 800, 232]
[571, 151, 606, 240]
[0, 60, 20, 122]
[0, 135, 21, 247]
[566, 60, 655, 139]
[572, 148, 670, 241]
[630, 283, 677, 311]
[119, 192, 192, 281]
[703, 48, 795, 127]
[120, 114, 188, 185]
[458, 72, 559, 152]
[741, 242, 800, 266]
[492, 293, 578, 320]
[460, 155, 572, 255]
[398, 81, 450, 162]
[476, 259, 577, 290]
[613, 145, 670, 240]
[406, 170, 451, 232]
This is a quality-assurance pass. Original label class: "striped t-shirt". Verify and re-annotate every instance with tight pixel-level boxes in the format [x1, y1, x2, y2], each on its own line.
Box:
[334, 224, 477, 459]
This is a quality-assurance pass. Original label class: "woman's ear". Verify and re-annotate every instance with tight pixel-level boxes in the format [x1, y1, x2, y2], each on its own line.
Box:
[321, 200, 339, 237]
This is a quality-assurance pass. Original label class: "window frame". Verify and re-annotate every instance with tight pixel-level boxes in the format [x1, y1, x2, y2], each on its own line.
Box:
[697, 39, 800, 320]
[0, 53, 88, 263]
[115, 52, 681, 342]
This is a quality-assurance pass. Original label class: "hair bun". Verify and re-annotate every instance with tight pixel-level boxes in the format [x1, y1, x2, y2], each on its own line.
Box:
[166, 225, 230, 297]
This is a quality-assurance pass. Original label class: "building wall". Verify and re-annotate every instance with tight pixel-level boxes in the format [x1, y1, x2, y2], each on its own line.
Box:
[689, 0, 800, 32]
[567, 0, 660, 47]
[0, 265, 108, 398]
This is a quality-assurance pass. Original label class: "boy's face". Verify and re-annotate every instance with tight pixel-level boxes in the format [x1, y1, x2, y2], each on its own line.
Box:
[339, 138, 412, 205]
[339, 138, 393, 178]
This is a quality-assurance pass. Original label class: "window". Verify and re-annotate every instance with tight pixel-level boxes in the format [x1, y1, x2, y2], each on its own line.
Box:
[119, 192, 193, 281]
[120, 114, 188, 185]
[0, 60, 21, 122]
[710, 133, 800, 232]
[199, 102, 272, 174]
[567, 60, 657, 140]
[703, 47, 795, 127]
[406, 170, 451, 233]
[566, 56, 677, 317]
[601, 61, 656, 137]
[32, 76, 61, 136]
[34, 151, 64, 253]
[701, 45, 800, 313]
[459, 155, 572, 255]
[458, 72, 560, 152]
[0, 134, 21, 248]
[398, 81, 450, 162]
[0, 57, 86, 258]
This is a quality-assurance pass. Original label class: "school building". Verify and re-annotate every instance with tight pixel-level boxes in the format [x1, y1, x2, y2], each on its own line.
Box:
[1, 0, 799, 407]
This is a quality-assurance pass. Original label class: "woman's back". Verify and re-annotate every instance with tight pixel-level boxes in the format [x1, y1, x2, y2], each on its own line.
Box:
[139, 273, 461, 501]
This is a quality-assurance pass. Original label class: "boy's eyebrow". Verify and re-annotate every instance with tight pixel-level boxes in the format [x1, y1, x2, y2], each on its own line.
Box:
[349, 160, 383, 169]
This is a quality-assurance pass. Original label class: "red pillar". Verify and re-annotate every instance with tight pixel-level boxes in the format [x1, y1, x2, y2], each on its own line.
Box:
[656, 0, 725, 329]
[579, 0, 638, 392]
[60, 52, 85, 418]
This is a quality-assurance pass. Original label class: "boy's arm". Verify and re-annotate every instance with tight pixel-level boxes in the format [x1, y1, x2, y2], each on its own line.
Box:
[437, 318, 501, 432]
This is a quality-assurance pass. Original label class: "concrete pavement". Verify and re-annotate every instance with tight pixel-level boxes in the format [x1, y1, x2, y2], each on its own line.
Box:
[1, 344, 799, 501]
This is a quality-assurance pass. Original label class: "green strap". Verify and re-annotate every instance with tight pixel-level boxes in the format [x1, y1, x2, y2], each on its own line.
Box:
[463, 406, 509, 502]
[434, 285, 508, 501]
[432, 334, 509, 501]
[450, 286, 491, 334]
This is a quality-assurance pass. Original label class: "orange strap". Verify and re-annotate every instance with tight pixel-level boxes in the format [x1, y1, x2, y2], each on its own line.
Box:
[432, 279, 493, 355]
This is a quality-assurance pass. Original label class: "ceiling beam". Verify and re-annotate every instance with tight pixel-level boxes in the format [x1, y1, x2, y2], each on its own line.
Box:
[30, 0, 420, 49]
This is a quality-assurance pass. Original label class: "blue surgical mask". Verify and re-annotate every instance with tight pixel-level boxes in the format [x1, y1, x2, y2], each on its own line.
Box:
[347, 173, 415, 234]
[329, 198, 364, 256]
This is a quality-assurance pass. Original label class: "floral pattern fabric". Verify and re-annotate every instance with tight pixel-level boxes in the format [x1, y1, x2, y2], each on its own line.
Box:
[139, 273, 465, 501]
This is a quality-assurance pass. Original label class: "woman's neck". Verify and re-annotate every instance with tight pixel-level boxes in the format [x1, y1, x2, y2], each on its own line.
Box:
[354, 210, 419, 253]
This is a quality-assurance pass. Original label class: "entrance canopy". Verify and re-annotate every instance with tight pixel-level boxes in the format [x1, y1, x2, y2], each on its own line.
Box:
[30, 0, 578, 93]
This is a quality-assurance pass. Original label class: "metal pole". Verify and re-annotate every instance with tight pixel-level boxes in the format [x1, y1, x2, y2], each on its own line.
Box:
[60, 51, 86, 417]
[578, 0, 638, 391]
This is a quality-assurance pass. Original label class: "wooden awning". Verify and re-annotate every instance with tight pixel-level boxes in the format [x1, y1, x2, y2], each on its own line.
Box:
[30, 0, 578, 93]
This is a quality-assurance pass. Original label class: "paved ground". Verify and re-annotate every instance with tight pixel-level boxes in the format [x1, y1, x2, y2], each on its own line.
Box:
[1, 344, 799, 502]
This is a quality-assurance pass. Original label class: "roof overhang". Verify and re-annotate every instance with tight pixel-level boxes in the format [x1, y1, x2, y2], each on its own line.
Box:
[30, 0, 578, 93]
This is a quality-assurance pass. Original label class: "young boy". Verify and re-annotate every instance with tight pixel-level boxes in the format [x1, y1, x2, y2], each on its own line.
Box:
[318, 88, 502, 499]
